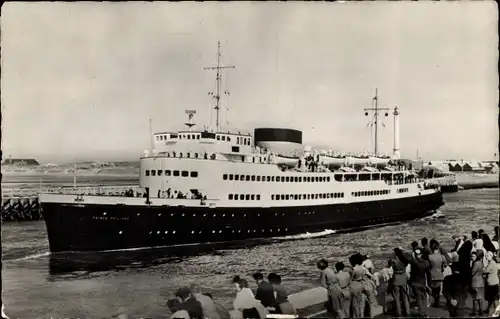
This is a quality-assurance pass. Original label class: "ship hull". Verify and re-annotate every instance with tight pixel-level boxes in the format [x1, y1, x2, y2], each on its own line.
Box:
[41, 191, 444, 253]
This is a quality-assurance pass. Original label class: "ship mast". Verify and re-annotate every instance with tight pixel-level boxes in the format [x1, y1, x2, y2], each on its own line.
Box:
[364, 88, 389, 156]
[204, 41, 235, 132]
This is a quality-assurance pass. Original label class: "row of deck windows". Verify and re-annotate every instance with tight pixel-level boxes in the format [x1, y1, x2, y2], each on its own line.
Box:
[397, 188, 409, 193]
[228, 194, 262, 200]
[272, 192, 345, 201]
[352, 189, 390, 197]
[223, 174, 331, 183]
[145, 170, 198, 178]
[156, 133, 251, 144]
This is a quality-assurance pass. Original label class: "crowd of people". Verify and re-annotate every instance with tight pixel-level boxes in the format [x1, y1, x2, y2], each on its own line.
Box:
[318, 226, 500, 318]
[166, 273, 297, 319]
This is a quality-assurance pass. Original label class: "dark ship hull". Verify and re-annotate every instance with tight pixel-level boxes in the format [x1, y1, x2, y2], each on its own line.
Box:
[42, 191, 444, 253]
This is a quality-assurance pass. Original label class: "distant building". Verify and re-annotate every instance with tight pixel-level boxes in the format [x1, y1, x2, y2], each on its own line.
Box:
[1, 158, 40, 166]
[448, 162, 463, 172]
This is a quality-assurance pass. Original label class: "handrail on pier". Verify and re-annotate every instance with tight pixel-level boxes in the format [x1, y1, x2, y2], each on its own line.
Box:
[1, 185, 141, 199]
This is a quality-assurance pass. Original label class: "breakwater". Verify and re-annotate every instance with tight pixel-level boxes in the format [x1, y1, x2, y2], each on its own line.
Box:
[1, 185, 139, 222]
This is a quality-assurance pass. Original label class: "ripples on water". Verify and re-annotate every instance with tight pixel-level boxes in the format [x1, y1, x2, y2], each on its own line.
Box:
[2, 189, 499, 318]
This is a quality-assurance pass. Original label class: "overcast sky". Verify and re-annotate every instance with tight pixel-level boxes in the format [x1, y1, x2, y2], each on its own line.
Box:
[1, 1, 498, 163]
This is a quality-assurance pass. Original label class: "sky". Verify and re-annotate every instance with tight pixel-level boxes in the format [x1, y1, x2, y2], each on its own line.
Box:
[1, 1, 498, 163]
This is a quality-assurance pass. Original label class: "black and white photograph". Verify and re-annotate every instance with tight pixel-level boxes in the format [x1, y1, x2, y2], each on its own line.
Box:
[1, 1, 499, 318]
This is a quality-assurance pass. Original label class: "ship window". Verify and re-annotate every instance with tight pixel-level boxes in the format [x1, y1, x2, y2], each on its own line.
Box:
[217, 136, 220, 140]
[341, 193, 344, 198]
[334, 174, 342, 182]
[232, 146, 240, 153]
[359, 174, 371, 181]
[271, 176, 275, 182]
[285, 195, 290, 200]
[251, 194, 255, 200]
[246, 194, 250, 200]
[179, 153, 183, 158]
[223, 174, 228, 180]
[227, 136, 231, 142]
[294, 177, 298, 182]
[229, 174, 233, 180]
[187, 153, 191, 158]
[235, 175, 239, 181]
[145, 170, 150, 176]
[151, 170, 156, 176]
[275, 176, 279, 182]
[334, 193, 338, 198]
[327, 176, 331, 182]
[271, 195, 274, 200]
[285, 177, 289, 182]
[251, 175, 256, 181]
[256, 195, 260, 200]
[173, 170, 180, 176]
[239, 175, 244, 181]
[158, 170, 163, 176]
[268, 176, 272, 182]
[222, 136, 226, 141]
[245, 175, 250, 181]
[294, 194, 298, 200]
[252, 157, 255, 163]
[188, 135, 191, 140]
[257, 176, 261, 181]
[229, 194, 233, 200]
[195, 153, 199, 158]
[181, 171, 189, 177]
[372, 173, 380, 180]
[191, 171, 198, 178]
[237, 137, 240, 144]
[281, 194, 285, 200]
[165, 170, 171, 176]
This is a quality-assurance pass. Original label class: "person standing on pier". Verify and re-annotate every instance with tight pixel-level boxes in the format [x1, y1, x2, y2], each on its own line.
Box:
[470, 250, 485, 316]
[484, 251, 500, 315]
[317, 259, 345, 318]
[175, 287, 204, 319]
[189, 284, 220, 319]
[335, 262, 352, 318]
[391, 248, 411, 317]
[252, 272, 278, 313]
[428, 240, 449, 308]
[408, 248, 431, 317]
[442, 264, 468, 317]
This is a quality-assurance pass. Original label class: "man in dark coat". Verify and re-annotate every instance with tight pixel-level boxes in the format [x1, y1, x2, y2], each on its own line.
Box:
[175, 286, 204, 319]
[253, 272, 279, 313]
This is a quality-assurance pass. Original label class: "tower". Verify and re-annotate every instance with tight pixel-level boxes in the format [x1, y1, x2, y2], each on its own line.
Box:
[393, 106, 401, 160]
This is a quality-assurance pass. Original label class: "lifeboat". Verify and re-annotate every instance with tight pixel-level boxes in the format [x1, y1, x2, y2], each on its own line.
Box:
[346, 156, 371, 166]
[369, 156, 391, 168]
[319, 155, 347, 168]
[273, 155, 300, 167]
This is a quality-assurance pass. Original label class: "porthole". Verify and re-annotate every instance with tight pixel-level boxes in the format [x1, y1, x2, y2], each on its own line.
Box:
[158, 213, 162, 216]
[103, 212, 107, 216]
[213, 230, 216, 233]
[165, 231, 168, 234]
[157, 231, 160, 234]
[172, 231, 176, 234]
[191, 231, 195, 234]
[119, 231, 123, 235]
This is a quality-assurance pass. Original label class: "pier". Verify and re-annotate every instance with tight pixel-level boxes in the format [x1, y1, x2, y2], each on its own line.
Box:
[1, 185, 140, 222]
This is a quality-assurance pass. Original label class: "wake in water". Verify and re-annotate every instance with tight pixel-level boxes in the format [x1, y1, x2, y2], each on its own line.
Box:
[4, 251, 51, 262]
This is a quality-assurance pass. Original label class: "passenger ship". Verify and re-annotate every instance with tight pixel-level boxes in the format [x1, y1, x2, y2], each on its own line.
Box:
[39, 43, 444, 253]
